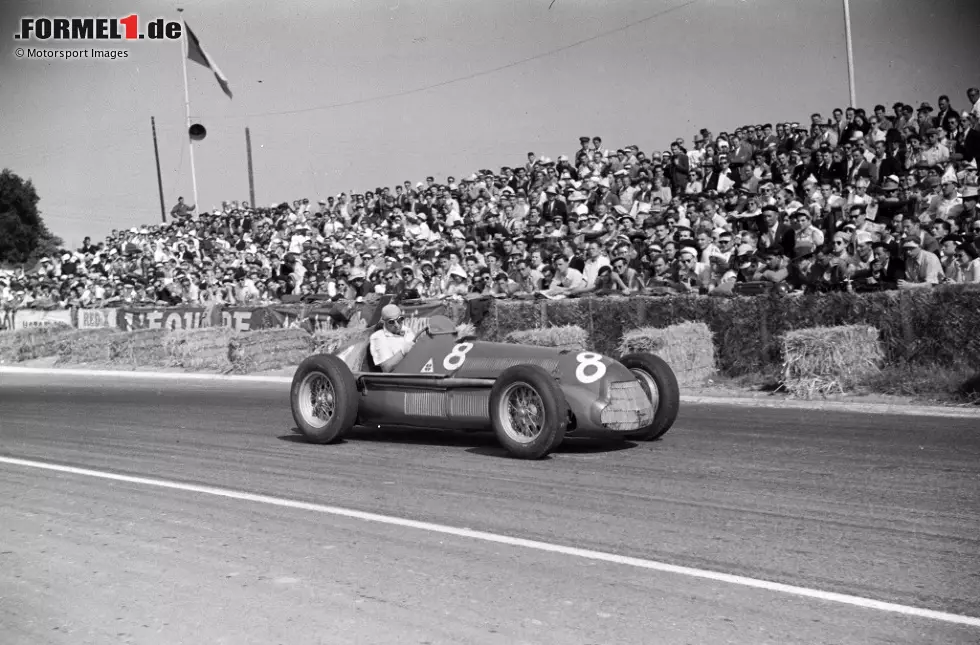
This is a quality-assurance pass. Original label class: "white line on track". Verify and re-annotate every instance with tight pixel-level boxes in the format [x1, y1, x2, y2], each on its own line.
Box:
[3, 365, 979, 418]
[1, 454, 978, 628]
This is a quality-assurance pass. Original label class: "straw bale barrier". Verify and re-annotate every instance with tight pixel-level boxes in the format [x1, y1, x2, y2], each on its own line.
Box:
[229, 328, 313, 373]
[780, 325, 884, 399]
[617, 322, 716, 387]
[505, 325, 588, 352]
[107, 329, 171, 367]
[0, 323, 75, 362]
[312, 325, 372, 371]
[54, 328, 125, 364]
[312, 326, 371, 355]
[165, 327, 239, 371]
[483, 284, 980, 376]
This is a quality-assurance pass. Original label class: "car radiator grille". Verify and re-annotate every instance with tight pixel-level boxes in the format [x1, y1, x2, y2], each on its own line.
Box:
[600, 381, 654, 431]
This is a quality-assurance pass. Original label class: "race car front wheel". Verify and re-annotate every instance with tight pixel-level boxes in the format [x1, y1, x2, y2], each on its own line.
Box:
[620, 352, 680, 441]
[291, 354, 360, 444]
[490, 364, 569, 460]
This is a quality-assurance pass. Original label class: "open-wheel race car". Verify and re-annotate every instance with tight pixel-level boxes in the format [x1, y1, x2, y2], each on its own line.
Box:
[289, 315, 679, 460]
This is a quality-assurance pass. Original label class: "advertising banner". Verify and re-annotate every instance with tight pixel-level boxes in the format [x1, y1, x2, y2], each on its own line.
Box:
[76, 308, 118, 330]
[5, 308, 73, 330]
[115, 306, 223, 331]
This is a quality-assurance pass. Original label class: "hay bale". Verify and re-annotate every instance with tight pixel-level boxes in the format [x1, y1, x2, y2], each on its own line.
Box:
[505, 325, 588, 352]
[0, 323, 75, 362]
[617, 322, 717, 387]
[779, 325, 884, 399]
[336, 339, 369, 371]
[108, 329, 171, 367]
[165, 327, 239, 371]
[312, 326, 371, 355]
[228, 328, 313, 373]
[54, 328, 123, 364]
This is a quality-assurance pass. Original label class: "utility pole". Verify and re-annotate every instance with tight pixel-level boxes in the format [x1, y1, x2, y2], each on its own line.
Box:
[843, 0, 857, 107]
[245, 127, 256, 207]
[151, 116, 166, 223]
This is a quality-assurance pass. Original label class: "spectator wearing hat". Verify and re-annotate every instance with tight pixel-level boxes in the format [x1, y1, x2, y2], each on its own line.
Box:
[844, 231, 878, 277]
[540, 186, 567, 223]
[921, 128, 950, 166]
[442, 265, 470, 298]
[675, 245, 711, 292]
[925, 169, 963, 221]
[954, 183, 978, 230]
[897, 235, 943, 289]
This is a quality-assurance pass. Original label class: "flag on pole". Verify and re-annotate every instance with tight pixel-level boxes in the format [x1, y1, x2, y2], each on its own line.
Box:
[184, 23, 233, 99]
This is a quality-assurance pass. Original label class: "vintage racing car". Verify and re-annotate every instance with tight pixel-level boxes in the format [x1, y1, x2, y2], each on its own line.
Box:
[289, 315, 679, 459]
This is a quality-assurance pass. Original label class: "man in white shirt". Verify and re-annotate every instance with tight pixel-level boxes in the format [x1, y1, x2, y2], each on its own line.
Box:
[546, 255, 587, 296]
[581, 242, 610, 288]
[369, 304, 418, 372]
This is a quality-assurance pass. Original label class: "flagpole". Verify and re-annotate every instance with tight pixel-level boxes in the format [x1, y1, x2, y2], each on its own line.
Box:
[178, 8, 200, 214]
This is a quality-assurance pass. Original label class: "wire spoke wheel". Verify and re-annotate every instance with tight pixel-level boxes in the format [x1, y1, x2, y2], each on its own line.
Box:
[498, 382, 545, 444]
[298, 372, 336, 429]
[630, 367, 660, 417]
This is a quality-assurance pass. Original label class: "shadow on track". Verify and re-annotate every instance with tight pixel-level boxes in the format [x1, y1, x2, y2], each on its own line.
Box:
[279, 427, 637, 458]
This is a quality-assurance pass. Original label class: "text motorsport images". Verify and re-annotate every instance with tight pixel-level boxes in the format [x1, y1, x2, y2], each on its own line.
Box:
[15, 47, 129, 60]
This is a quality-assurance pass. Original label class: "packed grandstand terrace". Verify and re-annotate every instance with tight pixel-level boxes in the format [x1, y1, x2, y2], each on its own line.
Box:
[2, 88, 980, 313]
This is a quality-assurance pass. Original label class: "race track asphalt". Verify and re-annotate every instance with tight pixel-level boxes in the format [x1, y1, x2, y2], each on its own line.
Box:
[0, 372, 978, 644]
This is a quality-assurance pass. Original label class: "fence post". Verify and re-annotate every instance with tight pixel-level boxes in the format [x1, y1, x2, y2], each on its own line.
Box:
[538, 301, 547, 328]
[758, 297, 772, 367]
[587, 297, 596, 351]
[636, 296, 648, 327]
[492, 298, 499, 341]
[898, 291, 915, 362]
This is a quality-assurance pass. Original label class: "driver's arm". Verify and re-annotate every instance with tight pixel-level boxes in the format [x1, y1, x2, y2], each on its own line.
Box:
[370, 328, 417, 373]
[378, 350, 407, 373]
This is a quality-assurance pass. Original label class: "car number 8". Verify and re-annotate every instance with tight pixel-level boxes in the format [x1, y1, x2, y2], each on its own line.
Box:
[575, 352, 606, 384]
[443, 343, 474, 371]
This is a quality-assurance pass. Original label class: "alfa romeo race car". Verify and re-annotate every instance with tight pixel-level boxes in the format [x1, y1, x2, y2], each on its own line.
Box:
[289, 315, 679, 459]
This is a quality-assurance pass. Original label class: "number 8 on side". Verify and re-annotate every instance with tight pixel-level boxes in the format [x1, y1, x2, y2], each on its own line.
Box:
[575, 352, 606, 383]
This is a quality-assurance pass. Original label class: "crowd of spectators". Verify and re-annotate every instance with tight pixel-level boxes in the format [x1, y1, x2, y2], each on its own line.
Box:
[3, 87, 980, 316]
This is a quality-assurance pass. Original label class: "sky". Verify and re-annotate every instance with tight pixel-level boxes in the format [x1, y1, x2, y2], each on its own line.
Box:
[3, 0, 979, 248]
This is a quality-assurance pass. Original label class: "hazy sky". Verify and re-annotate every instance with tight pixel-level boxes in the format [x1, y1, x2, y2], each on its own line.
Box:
[3, 0, 979, 248]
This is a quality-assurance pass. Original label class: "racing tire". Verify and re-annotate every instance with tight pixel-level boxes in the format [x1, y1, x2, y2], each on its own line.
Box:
[619, 353, 680, 441]
[489, 364, 569, 460]
[290, 354, 360, 444]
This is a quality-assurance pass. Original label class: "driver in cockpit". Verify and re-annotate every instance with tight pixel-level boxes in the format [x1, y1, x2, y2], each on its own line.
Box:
[369, 304, 418, 372]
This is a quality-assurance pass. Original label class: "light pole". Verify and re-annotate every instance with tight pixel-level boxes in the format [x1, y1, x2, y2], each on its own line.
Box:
[843, 0, 857, 107]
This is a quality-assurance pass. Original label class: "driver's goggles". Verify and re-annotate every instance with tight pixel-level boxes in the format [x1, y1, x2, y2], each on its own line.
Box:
[385, 316, 405, 325]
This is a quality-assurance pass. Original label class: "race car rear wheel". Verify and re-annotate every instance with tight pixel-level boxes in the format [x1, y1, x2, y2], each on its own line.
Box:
[490, 364, 569, 460]
[291, 354, 360, 444]
[619, 353, 680, 441]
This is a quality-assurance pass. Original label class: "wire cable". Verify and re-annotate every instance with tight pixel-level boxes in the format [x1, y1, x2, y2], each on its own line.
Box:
[193, 0, 698, 121]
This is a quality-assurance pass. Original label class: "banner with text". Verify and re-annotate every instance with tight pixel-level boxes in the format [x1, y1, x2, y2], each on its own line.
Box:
[76, 308, 118, 330]
[4, 308, 74, 331]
